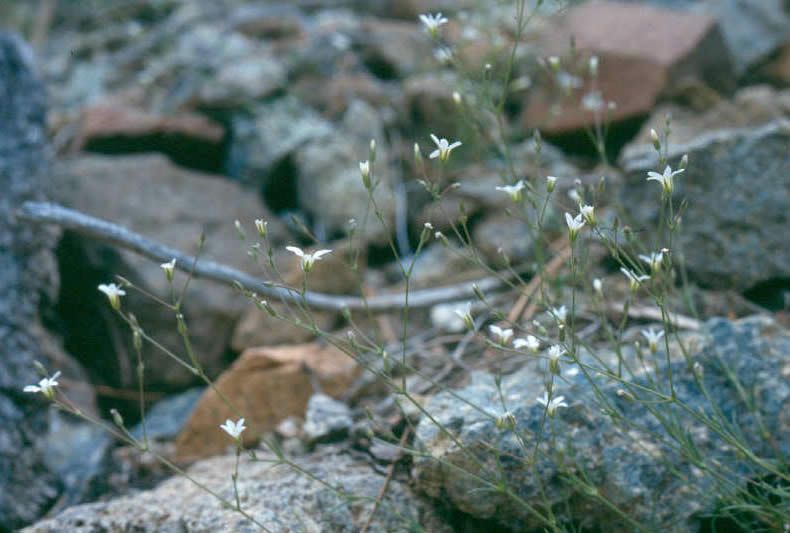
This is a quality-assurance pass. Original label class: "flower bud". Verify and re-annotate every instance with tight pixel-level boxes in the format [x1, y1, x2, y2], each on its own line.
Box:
[495, 412, 517, 431]
[593, 278, 603, 296]
[650, 128, 661, 151]
[234, 220, 246, 240]
[359, 160, 371, 189]
[255, 218, 268, 238]
[546, 176, 557, 193]
[111, 408, 125, 428]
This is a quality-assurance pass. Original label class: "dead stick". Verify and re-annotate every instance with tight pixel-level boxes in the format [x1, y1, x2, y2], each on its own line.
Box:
[607, 301, 701, 331]
[18, 201, 509, 313]
[506, 242, 571, 324]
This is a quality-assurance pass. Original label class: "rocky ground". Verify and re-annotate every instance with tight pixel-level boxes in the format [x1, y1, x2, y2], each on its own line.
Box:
[0, 0, 788, 531]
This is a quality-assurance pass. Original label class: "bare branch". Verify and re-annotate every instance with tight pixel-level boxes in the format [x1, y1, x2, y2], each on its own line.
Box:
[17, 201, 507, 313]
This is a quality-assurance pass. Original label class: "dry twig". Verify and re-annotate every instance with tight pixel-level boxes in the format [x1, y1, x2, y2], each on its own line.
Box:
[18, 201, 509, 313]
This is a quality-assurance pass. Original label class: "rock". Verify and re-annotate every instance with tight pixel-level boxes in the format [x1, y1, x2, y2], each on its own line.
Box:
[620, 120, 790, 290]
[72, 103, 225, 172]
[198, 49, 287, 107]
[613, 0, 790, 77]
[412, 316, 789, 530]
[292, 72, 391, 119]
[404, 72, 465, 134]
[358, 17, 433, 79]
[172, 23, 286, 108]
[130, 387, 204, 442]
[761, 41, 790, 85]
[51, 154, 288, 390]
[295, 99, 396, 240]
[231, 241, 359, 351]
[175, 342, 359, 461]
[524, 1, 734, 134]
[231, 305, 337, 352]
[41, 412, 111, 513]
[408, 244, 482, 289]
[472, 213, 534, 267]
[303, 393, 353, 444]
[0, 33, 61, 529]
[696, 0, 790, 78]
[229, 96, 334, 187]
[627, 85, 790, 148]
[227, 4, 305, 40]
[24, 446, 449, 532]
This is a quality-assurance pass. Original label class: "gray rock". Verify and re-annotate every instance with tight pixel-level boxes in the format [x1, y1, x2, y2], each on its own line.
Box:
[25, 446, 449, 532]
[295, 99, 396, 240]
[617, 0, 790, 76]
[697, 0, 790, 77]
[619, 120, 789, 290]
[230, 96, 334, 186]
[130, 387, 204, 441]
[51, 154, 288, 390]
[473, 213, 534, 267]
[412, 316, 789, 530]
[303, 393, 353, 444]
[171, 23, 286, 107]
[42, 412, 111, 513]
[626, 85, 790, 149]
[0, 33, 61, 530]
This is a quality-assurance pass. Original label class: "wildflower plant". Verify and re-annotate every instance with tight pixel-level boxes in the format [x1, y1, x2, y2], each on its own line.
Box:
[31, 2, 789, 531]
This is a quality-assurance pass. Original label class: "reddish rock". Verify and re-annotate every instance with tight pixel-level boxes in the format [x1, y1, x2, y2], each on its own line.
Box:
[72, 103, 225, 170]
[174, 343, 359, 461]
[523, 1, 734, 134]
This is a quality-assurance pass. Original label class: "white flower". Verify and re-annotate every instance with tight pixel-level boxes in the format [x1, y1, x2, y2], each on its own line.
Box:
[593, 278, 603, 296]
[433, 46, 453, 64]
[548, 345, 565, 361]
[579, 204, 596, 225]
[254, 218, 268, 237]
[429, 134, 462, 162]
[556, 71, 582, 91]
[489, 325, 513, 345]
[453, 302, 474, 331]
[286, 246, 332, 273]
[220, 417, 246, 440]
[359, 160, 371, 188]
[24, 371, 61, 400]
[550, 305, 567, 325]
[565, 212, 585, 240]
[419, 12, 448, 37]
[537, 392, 568, 417]
[639, 251, 664, 273]
[160, 258, 176, 282]
[495, 180, 526, 202]
[514, 335, 540, 352]
[641, 328, 665, 353]
[547, 344, 565, 375]
[98, 283, 126, 311]
[581, 91, 604, 112]
[620, 267, 650, 291]
[647, 165, 684, 195]
[546, 176, 557, 193]
[589, 55, 599, 76]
